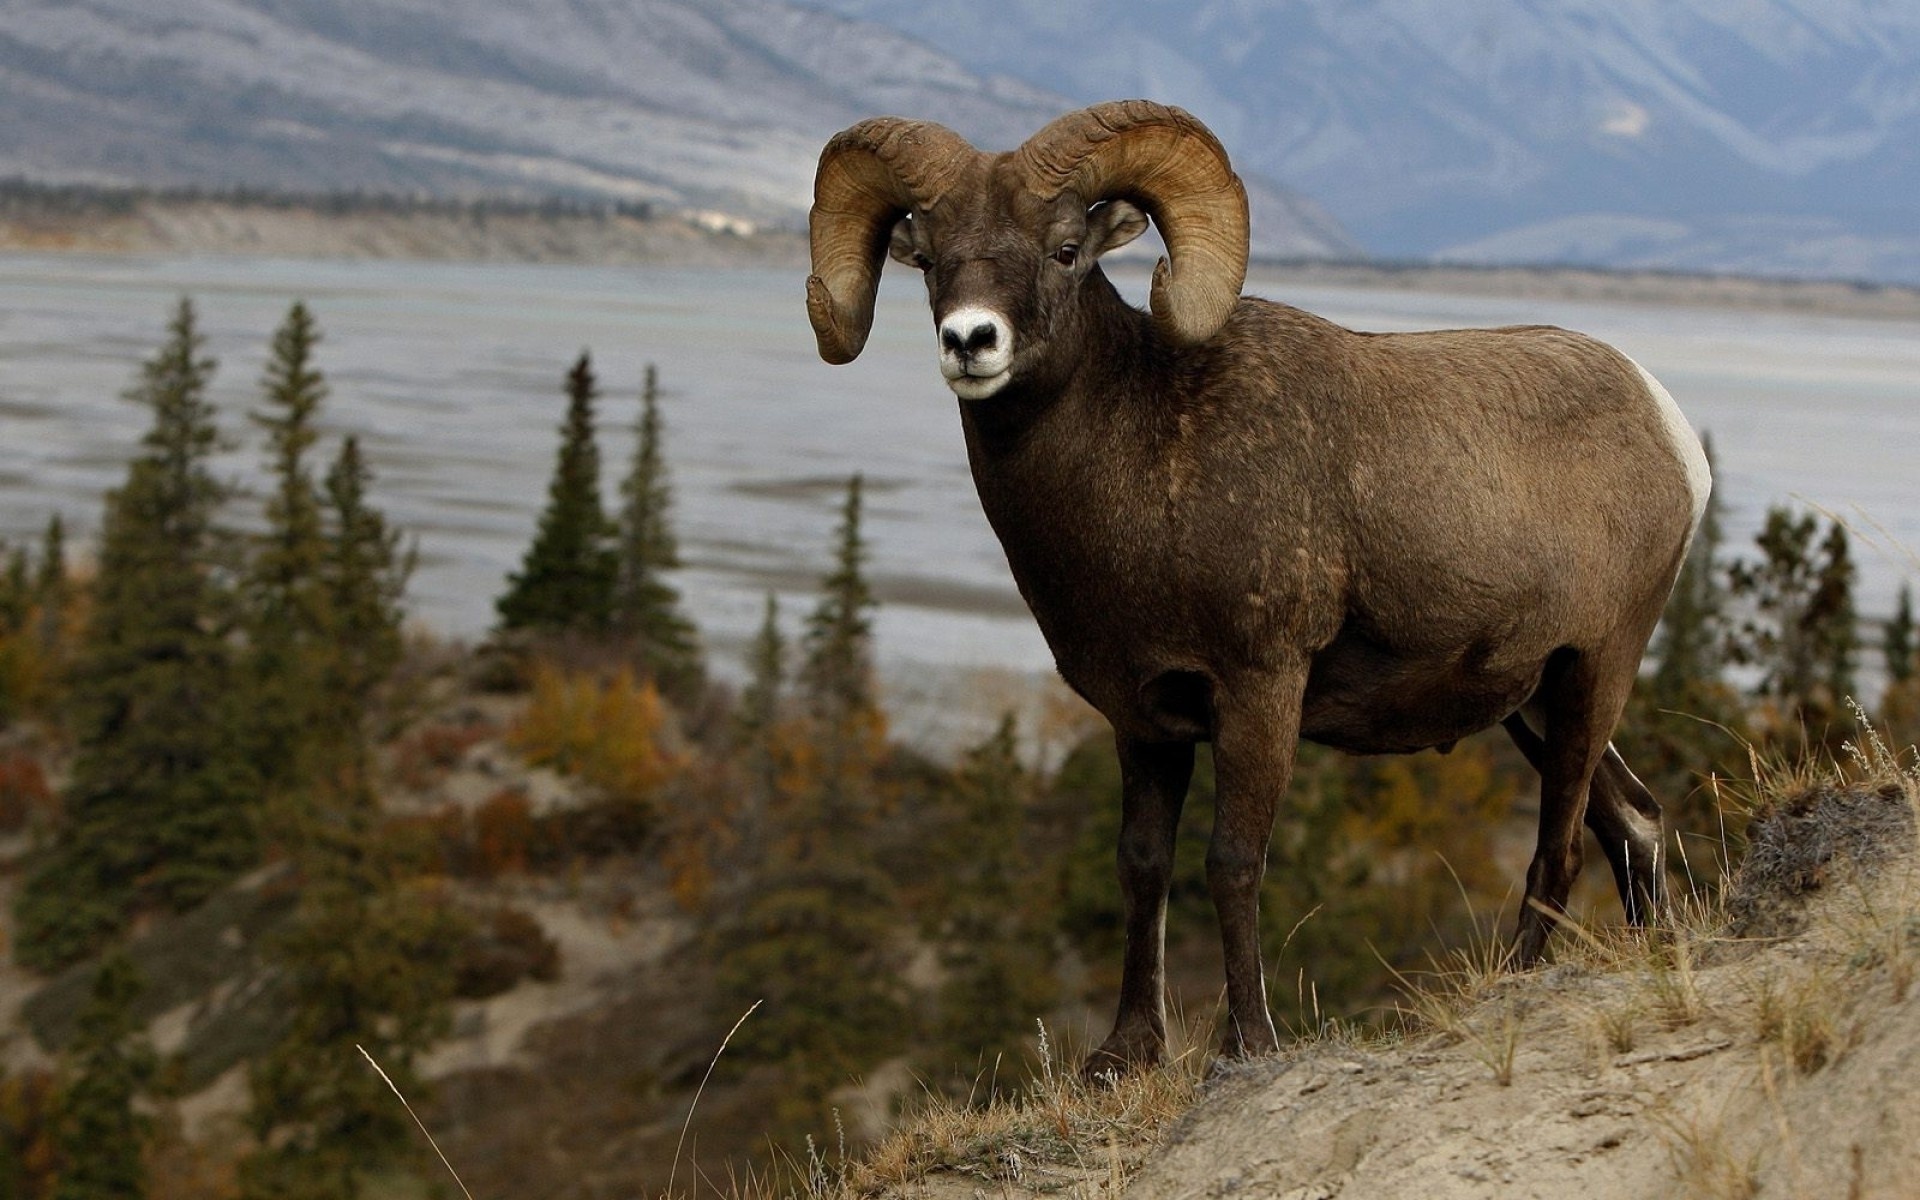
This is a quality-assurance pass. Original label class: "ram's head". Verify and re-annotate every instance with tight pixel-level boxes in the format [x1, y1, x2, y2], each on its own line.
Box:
[806, 100, 1251, 400]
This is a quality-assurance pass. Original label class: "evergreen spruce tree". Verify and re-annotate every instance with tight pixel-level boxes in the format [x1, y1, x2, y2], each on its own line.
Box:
[928, 716, 1057, 1090]
[35, 513, 70, 664]
[738, 593, 785, 748]
[1810, 519, 1859, 705]
[800, 474, 877, 723]
[1887, 583, 1917, 686]
[712, 496, 906, 1139]
[798, 474, 883, 805]
[0, 540, 33, 727]
[318, 436, 413, 757]
[242, 438, 447, 1200]
[35, 514, 65, 608]
[612, 364, 701, 697]
[723, 594, 788, 877]
[1728, 505, 1859, 730]
[1728, 505, 1822, 710]
[14, 299, 258, 970]
[1881, 583, 1920, 742]
[0, 515, 71, 726]
[0, 542, 29, 634]
[245, 302, 333, 793]
[238, 792, 465, 1200]
[496, 352, 617, 634]
[711, 823, 906, 1140]
[51, 953, 154, 1200]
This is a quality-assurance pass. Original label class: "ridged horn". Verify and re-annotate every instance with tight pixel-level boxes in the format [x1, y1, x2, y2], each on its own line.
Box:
[807, 118, 977, 364]
[1016, 100, 1248, 347]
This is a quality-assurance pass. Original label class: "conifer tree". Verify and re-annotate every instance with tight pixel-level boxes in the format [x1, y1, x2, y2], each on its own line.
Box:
[0, 537, 39, 726]
[246, 302, 333, 792]
[1728, 505, 1858, 728]
[496, 352, 616, 634]
[34, 514, 70, 669]
[799, 475, 881, 771]
[318, 436, 413, 752]
[711, 825, 906, 1139]
[239, 793, 465, 1200]
[612, 364, 701, 697]
[241, 427, 438, 1200]
[14, 300, 258, 971]
[0, 543, 28, 634]
[1728, 506, 1820, 708]
[35, 514, 65, 609]
[0, 514, 71, 726]
[1881, 583, 1920, 742]
[1887, 583, 1916, 686]
[738, 593, 785, 748]
[1810, 520, 1858, 704]
[929, 716, 1057, 1088]
[712, 505, 904, 1137]
[51, 953, 154, 1200]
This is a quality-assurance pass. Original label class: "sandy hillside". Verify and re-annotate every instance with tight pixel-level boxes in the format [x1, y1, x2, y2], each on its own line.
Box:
[847, 760, 1920, 1200]
[1120, 780, 1920, 1200]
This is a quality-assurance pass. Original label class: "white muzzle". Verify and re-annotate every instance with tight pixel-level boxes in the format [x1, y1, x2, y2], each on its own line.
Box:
[938, 307, 1014, 400]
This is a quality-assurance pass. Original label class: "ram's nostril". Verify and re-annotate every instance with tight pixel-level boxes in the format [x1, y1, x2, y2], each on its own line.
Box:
[940, 309, 1009, 365]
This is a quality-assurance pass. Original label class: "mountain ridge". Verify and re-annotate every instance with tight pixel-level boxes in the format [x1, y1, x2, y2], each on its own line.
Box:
[807, 0, 1920, 283]
[0, 0, 1357, 260]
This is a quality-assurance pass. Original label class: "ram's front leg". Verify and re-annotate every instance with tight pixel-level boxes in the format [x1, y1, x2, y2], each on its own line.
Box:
[1208, 671, 1305, 1061]
[1084, 736, 1194, 1081]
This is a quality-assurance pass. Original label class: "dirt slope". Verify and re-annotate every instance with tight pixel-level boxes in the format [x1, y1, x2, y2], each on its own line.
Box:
[1123, 780, 1920, 1200]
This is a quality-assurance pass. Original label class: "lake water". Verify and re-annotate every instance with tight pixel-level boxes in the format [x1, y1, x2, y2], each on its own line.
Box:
[2, 253, 1917, 733]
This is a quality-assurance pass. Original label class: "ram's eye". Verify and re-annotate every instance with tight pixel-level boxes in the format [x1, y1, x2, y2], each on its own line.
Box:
[1052, 244, 1079, 268]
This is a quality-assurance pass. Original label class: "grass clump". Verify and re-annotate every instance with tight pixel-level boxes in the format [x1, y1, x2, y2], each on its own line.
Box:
[841, 1020, 1206, 1198]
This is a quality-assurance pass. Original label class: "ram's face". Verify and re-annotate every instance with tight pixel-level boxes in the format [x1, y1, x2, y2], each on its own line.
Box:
[888, 178, 1148, 402]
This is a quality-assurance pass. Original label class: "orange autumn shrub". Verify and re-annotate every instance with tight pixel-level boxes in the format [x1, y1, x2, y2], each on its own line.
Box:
[511, 662, 681, 802]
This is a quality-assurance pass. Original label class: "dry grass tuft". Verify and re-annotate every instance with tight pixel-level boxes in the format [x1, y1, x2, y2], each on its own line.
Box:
[837, 1019, 1208, 1199]
[1660, 1105, 1762, 1200]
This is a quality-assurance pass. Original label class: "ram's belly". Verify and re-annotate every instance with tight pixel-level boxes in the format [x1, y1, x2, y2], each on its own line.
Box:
[1298, 628, 1549, 755]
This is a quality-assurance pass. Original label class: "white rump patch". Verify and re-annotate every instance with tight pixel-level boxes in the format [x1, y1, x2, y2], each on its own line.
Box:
[1628, 355, 1711, 532]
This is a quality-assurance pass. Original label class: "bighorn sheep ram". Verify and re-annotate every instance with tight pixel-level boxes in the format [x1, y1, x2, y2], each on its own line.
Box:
[805, 100, 1711, 1074]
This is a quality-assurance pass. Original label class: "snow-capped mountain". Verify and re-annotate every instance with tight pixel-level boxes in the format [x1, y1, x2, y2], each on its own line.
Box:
[809, 0, 1920, 282]
[0, 0, 1356, 257]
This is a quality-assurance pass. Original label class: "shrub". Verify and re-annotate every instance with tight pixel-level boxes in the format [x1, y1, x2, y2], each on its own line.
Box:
[0, 751, 54, 833]
[511, 662, 680, 801]
[453, 906, 562, 999]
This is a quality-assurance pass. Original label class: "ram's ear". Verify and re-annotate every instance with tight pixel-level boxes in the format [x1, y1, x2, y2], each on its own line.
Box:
[888, 215, 921, 266]
[1085, 200, 1149, 261]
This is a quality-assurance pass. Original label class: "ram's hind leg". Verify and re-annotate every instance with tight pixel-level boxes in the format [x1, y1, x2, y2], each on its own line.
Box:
[1586, 747, 1665, 926]
[1501, 720, 1666, 929]
[1506, 648, 1643, 966]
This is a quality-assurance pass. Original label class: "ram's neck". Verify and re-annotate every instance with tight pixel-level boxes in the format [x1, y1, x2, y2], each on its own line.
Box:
[953, 271, 1188, 659]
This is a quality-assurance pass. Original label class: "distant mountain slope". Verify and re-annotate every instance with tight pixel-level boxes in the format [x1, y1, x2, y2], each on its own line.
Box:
[0, 0, 1357, 257]
[809, 0, 1920, 282]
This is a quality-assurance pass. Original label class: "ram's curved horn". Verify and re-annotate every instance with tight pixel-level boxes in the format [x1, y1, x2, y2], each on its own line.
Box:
[1016, 100, 1248, 347]
[806, 118, 977, 364]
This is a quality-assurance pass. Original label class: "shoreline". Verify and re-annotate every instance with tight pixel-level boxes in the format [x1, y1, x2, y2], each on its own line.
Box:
[3, 195, 1919, 321]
